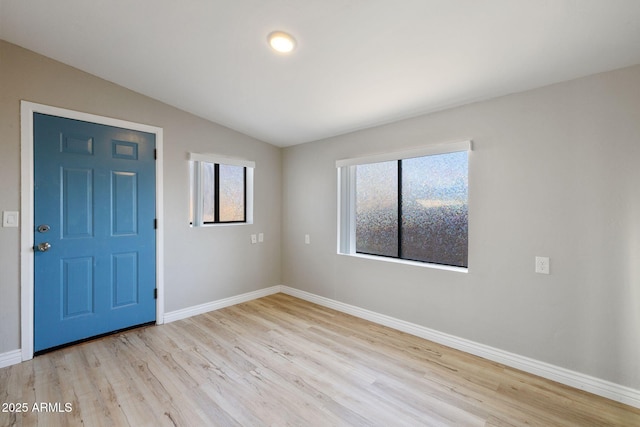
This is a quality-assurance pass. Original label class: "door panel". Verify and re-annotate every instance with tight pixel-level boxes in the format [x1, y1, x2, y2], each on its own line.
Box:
[62, 257, 94, 318]
[62, 168, 93, 238]
[34, 113, 156, 352]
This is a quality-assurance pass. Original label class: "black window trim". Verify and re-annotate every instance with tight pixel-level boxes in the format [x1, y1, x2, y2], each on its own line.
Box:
[188, 153, 255, 227]
[202, 163, 247, 225]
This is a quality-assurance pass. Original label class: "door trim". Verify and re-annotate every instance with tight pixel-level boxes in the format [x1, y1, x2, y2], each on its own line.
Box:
[20, 101, 165, 361]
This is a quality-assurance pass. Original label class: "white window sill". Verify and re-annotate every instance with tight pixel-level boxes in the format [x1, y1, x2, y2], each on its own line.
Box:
[190, 222, 253, 228]
[338, 252, 468, 273]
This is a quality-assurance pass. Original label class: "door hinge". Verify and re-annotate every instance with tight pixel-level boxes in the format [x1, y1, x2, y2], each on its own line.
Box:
[154, 149, 157, 160]
[154, 219, 157, 229]
[154, 288, 158, 299]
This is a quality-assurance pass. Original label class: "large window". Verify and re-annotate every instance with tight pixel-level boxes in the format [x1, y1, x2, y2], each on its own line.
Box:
[189, 153, 254, 226]
[338, 141, 470, 269]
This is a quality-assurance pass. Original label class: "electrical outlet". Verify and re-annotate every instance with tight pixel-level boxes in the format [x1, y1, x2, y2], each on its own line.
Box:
[250, 234, 257, 244]
[535, 256, 550, 274]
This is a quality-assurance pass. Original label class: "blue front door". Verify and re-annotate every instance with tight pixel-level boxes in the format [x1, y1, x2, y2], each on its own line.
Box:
[34, 113, 156, 352]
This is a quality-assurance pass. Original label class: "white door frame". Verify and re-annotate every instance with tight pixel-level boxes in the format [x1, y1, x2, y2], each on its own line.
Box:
[20, 101, 165, 361]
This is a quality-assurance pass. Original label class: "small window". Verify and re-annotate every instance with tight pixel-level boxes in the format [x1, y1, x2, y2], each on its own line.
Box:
[189, 153, 254, 226]
[337, 141, 470, 269]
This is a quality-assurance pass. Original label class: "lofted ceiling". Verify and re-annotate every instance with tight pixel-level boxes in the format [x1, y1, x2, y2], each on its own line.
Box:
[2, 0, 640, 147]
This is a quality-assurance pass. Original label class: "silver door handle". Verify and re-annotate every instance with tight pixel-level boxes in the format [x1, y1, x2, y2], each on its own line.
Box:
[36, 242, 51, 252]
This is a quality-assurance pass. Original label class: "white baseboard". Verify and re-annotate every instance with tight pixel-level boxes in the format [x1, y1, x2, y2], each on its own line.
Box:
[0, 286, 282, 369]
[163, 285, 282, 323]
[0, 349, 22, 369]
[280, 286, 640, 409]
[6, 284, 639, 408]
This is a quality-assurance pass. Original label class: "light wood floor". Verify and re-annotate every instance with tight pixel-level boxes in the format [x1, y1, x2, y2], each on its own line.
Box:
[1, 293, 639, 426]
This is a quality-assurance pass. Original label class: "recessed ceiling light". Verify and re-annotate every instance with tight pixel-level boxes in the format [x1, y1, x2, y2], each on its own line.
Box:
[267, 31, 296, 54]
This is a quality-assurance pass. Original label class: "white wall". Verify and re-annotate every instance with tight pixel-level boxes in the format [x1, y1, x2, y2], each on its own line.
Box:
[0, 40, 282, 354]
[282, 64, 640, 390]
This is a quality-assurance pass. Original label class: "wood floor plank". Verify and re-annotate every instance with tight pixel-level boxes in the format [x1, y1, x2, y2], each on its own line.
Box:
[1, 293, 639, 426]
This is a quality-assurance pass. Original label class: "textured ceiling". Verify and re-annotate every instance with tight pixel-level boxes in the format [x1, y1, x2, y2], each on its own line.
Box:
[2, 0, 640, 146]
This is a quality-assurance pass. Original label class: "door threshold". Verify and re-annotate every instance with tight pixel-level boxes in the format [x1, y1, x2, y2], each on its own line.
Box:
[34, 321, 156, 356]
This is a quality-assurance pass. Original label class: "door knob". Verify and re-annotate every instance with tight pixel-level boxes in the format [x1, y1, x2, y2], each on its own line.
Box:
[36, 242, 51, 252]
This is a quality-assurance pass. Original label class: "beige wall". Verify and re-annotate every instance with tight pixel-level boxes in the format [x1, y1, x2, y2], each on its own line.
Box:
[0, 40, 282, 353]
[281, 64, 640, 390]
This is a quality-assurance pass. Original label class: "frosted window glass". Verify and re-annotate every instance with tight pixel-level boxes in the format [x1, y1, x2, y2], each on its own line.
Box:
[190, 157, 252, 226]
[201, 162, 216, 223]
[218, 164, 245, 222]
[356, 161, 398, 257]
[402, 152, 468, 267]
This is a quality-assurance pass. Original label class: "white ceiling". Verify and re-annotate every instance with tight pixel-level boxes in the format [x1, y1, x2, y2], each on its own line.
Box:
[2, 1, 640, 147]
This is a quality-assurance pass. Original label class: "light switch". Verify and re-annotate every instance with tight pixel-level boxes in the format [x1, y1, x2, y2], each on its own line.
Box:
[250, 234, 257, 244]
[258, 233, 264, 243]
[2, 211, 19, 228]
[305, 234, 310, 245]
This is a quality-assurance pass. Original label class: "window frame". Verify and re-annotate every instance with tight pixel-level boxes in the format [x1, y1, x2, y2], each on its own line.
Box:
[189, 153, 254, 227]
[337, 140, 471, 272]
